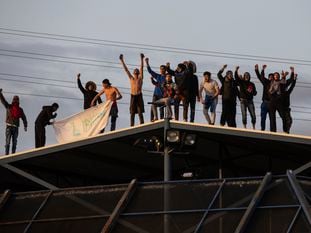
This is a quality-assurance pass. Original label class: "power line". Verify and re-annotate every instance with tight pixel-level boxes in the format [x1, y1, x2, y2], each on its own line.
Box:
[1, 27, 311, 64]
[0, 72, 154, 93]
[1, 72, 311, 110]
[1, 28, 311, 66]
[1, 47, 311, 87]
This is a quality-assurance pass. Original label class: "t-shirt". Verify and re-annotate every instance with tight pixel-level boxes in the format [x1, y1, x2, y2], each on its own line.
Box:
[200, 79, 219, 97]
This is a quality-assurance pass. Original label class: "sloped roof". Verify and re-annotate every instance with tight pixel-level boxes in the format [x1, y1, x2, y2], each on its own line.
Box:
[0, 120, 310, 192]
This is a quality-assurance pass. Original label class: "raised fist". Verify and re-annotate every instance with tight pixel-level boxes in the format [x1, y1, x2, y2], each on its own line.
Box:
[77, 73, 81, 79]
[236, 66, 240, 70]
[223, 64, 227, 69]
[145, 57, 149, 63]
[0, 88, 2, 93]
[119, 54, 123, 60]
[290, 66, 295, 72]
[255, 64, 259, 70]
[140, 53, 145, 59]
[263, 64, 267, 70]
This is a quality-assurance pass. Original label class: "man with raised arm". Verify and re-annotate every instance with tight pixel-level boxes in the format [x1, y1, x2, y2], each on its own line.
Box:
[76, 73, 102, 109]
[217, 64, 239, 127]
[0, 89, 27, 155]
[255, 64, 273, 131]
[235, 66, 257, 129]
[91, 79, 122, 131]
[145, 57, 166, 121]
[119, 53, 145, 126]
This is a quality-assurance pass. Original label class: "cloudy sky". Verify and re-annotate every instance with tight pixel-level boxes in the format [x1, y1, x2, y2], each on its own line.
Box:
[0, 0, 311, 154]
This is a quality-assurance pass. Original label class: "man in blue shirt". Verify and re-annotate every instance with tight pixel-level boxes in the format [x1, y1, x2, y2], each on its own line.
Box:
[145, 57, 166, 121]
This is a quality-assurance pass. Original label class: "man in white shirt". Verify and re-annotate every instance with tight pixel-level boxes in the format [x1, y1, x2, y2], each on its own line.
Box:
[199, 71, 220, 125]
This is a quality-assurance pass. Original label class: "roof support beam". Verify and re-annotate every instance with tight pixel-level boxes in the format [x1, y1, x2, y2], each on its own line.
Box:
[23, 190, 53, 233]
[194, 179, 226, 233]
[0, 189, 11, 212]
[287, 170, 311, 226]
[234, 172, 272, 233]
[293, 161, 311, 175]
[1, 164, 58, 190]
[101, 179, 138, 233]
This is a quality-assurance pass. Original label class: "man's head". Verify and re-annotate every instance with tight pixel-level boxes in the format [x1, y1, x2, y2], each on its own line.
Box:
[102, 79, 111, 88]
[203, 71, 211, 82]
[243, 72, 251, 81]
[165, 74, 172, 82]
[176, 63, 186, 73]
[85, 81, 96, 91]
[12, 96, 19, 105]
[133, 68, 140, 77]
[273, 72, 280, 81]
[226, 70, 233, 80]
[52, 103, 59, 112]
[160, 65, 166, 75]
[268, 73, 274, 81]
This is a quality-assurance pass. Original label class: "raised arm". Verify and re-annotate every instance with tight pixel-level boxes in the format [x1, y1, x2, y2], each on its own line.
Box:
[140, 53, 144, 79]
[77, 73, 86, 94]
[145, 57, 159, 78]
[166, 62, 175, 76]
[119, 54, 132, 78]
[0, 89, 9, 108]
[234, 66, 243, 84]
[217, 64, 227, 83]
[287, 74, 297, 95]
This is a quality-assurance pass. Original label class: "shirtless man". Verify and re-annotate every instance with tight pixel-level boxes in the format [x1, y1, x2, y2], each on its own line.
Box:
[119, 53, 145, 126]
[91, 79, 122, 131]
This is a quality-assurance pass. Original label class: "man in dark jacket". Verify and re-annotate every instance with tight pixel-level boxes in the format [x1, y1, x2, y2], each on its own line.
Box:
[0, 89, 27, 155]
[35, 103, 59, 148]
[185, 61, 199, 122]
[166, 62, 191, 121]
[281, 70, 297, 133]
[77, 73, 102, 109]
[255, 64, 273, 131]
[217, 64, 239, 127]
[235, 66, 257, 129]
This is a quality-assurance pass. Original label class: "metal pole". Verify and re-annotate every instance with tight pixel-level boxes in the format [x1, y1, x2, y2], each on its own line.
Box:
[164, 117, 171, 182]
[163, 116, 171, 233]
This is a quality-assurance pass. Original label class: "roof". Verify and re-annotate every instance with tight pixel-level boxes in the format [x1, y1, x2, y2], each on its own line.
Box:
[0, 120, 310, 192]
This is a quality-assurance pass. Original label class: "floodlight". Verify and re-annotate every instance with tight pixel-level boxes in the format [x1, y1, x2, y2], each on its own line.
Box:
[166, 130, 180, 143]
[184, 134, 196, 146]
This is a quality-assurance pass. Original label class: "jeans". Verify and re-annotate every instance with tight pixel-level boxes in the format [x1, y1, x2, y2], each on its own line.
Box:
[203, 95, 218, 124]
[150, 95, 164, 121]
[240, 99, 256, 126]
[260, 100, 270, 131]
[269, 97, 285, 132]
[152, 97, 173, 119]
[5, 126, 19, 155]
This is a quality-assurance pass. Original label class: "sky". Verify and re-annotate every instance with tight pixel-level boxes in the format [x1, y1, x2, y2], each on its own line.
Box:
[0, 0, 310, 154]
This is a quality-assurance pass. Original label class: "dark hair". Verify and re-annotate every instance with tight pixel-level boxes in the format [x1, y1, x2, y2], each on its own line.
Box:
[203, 71, 211, 77]
[52, 103, 59, 108]
[85, 81, 96, 90]
[160, 65, 166, 70]
[177, 63, 186, 71]
[102, 79, 111, 86]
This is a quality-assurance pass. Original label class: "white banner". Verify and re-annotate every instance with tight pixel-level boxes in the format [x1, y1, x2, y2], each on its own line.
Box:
[53, 101, 113, 143]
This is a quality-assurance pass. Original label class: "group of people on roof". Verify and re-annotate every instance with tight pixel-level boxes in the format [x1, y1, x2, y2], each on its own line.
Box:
[0, 53, 298, 155]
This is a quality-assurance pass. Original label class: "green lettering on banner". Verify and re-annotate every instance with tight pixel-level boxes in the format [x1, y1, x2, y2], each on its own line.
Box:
[70, 121, 81, 136]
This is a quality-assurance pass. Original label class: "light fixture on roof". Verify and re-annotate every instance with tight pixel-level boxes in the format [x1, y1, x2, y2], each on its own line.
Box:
[166, 130, 180, 143]
[184, 134, 196, 146]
